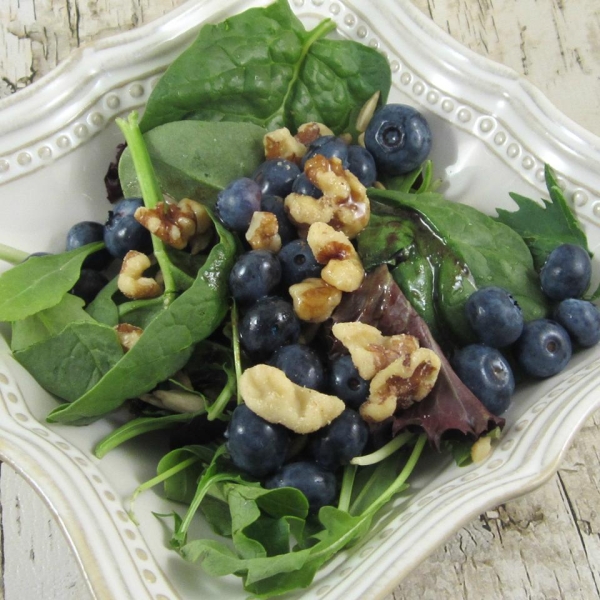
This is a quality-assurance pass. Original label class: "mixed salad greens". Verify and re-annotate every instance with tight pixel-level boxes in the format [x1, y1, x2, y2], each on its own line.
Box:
[1, 0, 599, 597]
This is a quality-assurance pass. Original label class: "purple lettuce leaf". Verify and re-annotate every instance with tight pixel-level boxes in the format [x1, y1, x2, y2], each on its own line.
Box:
[330, 265, 505, 449]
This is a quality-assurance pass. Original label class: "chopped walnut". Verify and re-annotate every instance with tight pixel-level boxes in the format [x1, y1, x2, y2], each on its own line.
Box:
[331, 322, 420, 380]
[285, 155, 370, 239]
[306, 222, 364, 292]
[360, 348, 441, 422]
[295, 122, 334, 146]
[264, 127, 307, 163]
[239, 364, 345, 434]
[289, 277, 342, 323]
[245, 211, 281, 252]
[117, 251, 162, 299]
[114, 323, 143, 352]
[135, 198, 211, 250]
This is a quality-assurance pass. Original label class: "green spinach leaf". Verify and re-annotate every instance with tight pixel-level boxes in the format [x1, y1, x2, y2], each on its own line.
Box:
[11, 294, 93, 352]
[14, 321, 124, 402]
[119, 121, 267, 205]
[0, 243, 104, 322]
[495, 164, 590, 270]
[46, 218, 236, 424]
[139, 0, 390, 136]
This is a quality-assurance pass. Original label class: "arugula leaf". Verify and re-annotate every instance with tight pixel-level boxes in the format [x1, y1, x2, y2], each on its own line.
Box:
[495, 164, 590, 270]
[119, 121, 267, 205]
[139, 0, 390, 135]
[14, 321, 124, 402]
[0, 243, 104, 322]
[46, 217, 236, 424]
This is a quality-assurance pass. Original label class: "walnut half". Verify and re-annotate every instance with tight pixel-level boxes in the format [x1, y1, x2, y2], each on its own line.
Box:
[360, 348, 441, 422]
[239, 364, 345, 434]
[117, 251, 162, 299]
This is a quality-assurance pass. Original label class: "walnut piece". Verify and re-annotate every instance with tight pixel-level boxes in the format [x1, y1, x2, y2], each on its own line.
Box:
[239, 364, 345, 434]
[264, 127, 307, 163]
[285, 155, 370, 239]
[331, 321, 420, 380]
[114, 323, 143, 352]
[135, 198, 211, 250]
[361, 348, 441, 422]
[289, 277, 342, 323]
[295, 122, 334, 146]
[117, 251, 162, 299]
[306, 222, 364, 292]
[245, 211, 281, 252]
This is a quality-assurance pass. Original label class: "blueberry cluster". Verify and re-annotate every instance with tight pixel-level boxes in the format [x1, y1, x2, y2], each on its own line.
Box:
[61, 197, 151, 305]
[454, 243, 600, 416]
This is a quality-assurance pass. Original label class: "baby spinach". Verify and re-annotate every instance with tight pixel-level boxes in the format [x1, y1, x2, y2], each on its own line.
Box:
[14, 321, 124, 403]
[365, 187, 549, 342]
[139, 0, 390, 136]
[495, 164, 590, 270]
[46, 216, 236, 424]
[0, 242, 104, 322]
[119, 121, 267, 205]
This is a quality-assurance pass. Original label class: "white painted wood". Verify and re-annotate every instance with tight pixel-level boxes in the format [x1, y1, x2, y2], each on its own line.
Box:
[1, 1, 599, 599]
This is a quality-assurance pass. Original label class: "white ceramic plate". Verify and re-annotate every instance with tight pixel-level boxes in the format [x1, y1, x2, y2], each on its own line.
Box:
[1, 1, 600, 599]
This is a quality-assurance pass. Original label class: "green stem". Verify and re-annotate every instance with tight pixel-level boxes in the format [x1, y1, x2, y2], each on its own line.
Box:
[337, 464, 357, 512]
[350, 432, 414, 466]
[0, 242, 29, 265]
[206, 368, 235, 421]
[128, 455, 201, 525]
[231, 302, 243, 405]
[115, 111, 177, 304]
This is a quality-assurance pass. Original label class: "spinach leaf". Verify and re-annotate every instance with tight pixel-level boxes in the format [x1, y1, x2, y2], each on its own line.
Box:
[368, 188, 549, 335]
[85, 276, 120, 325]
[0, 242, 104, 322]
[11, 294, 93, 352]
[46, 217, 236, 424]
[14, 321, 124, 402]
[139, 0, 390, 136]
[495, 164, 590, 270]
[119, 121, 267, 205]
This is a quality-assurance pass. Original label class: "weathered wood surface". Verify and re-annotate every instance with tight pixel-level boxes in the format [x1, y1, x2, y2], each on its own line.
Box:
[1, 1, 599, 599]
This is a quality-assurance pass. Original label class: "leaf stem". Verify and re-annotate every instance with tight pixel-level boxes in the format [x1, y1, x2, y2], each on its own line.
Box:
[0, 242, 29, 265]
[206, 366, 235, 421]
[350, 432, 414, 466]
[231, 302, 243, 405]
[128, 455, 201, 525]
[337, 464, 357, 512]
[115, 111, 177, 304]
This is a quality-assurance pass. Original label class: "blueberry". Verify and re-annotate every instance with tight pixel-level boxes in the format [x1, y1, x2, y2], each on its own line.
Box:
[216, 178, 262, 232]
[226, 404, 289, 478]
[302, 136, 349, 169]
[452, 344, 514, 416]
[69, 268, 109, 305]
[554, 298, 600, 347]
[278, 239, 322, 286]
[253, 159, 301, 198]
[103, 197, 152, 259]
[465, 286, 524, 348]
[346, 145, 377, 187]
[260, 194, 297, 245]
[328, 355, 369, 410]
[291, 173, 322, 199]
[268, 343, 325, 390]
[540, 244, 592, 300]
[309, 409, 369, 471]
[265, 461, 336, 513]
[364, 104, 432, 176]
[515, 319, 572, 378]
[66, 221, 113, 270]
[229, 250, 282, 306]
[239, 296, 301, 360]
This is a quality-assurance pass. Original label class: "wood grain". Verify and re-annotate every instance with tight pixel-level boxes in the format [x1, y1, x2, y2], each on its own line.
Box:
[1, 1, 599, 599]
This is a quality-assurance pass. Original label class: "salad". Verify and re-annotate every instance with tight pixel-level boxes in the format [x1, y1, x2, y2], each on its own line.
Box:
[1, 0, 599, 598]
